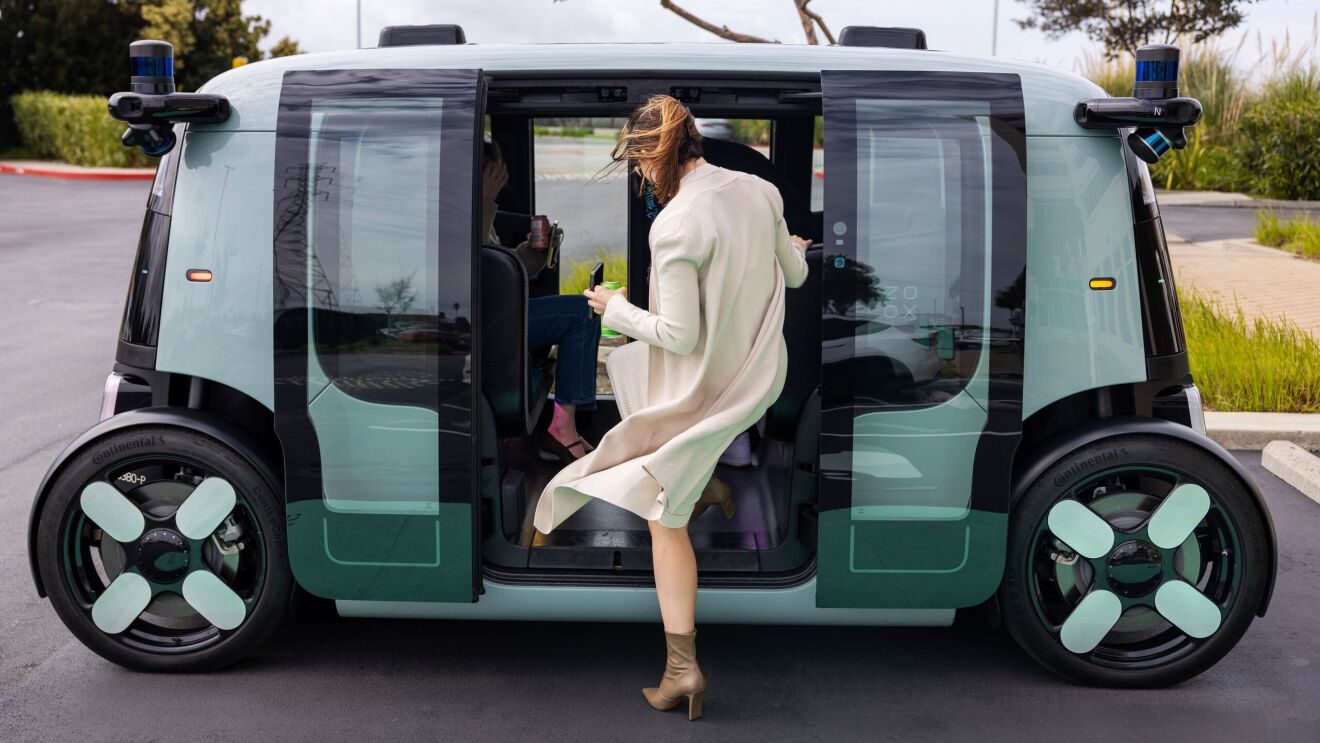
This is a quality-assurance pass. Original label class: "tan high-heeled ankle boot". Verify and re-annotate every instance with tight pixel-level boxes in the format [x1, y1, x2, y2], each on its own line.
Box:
[688, 476, 735, 521]
[642, 628, 706, 720]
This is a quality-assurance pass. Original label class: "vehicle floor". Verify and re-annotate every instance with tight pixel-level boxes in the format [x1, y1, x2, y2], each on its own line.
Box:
[503, 431, 797, 555]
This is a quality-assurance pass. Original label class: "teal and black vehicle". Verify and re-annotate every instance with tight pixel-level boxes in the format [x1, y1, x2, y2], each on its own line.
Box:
[29, 27, 1276, 686]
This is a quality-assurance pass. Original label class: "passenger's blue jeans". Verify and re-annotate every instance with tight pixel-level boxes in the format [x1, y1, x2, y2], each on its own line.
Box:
[528, 294, 600, 410]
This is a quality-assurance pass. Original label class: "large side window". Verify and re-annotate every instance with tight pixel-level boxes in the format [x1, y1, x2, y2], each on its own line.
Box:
[308, 100, 464, 407]
[845, 102, 992, 408]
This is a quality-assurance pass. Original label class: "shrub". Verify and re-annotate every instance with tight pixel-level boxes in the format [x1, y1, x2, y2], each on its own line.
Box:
[1180, 288, 1320, 413]
[727, 119, 770, 145]
[10, 91, 151, 168]
[1236, 80, 1320, 200]
[1255, 210, 1320, 259]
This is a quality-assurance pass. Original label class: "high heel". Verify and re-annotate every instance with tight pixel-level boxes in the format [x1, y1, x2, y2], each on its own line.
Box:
[688, 476, 735, 521]
[642, 629, 706, 720]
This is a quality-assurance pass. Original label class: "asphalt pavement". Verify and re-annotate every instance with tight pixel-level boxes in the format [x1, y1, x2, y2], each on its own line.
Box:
[2, 174, 1319, 741]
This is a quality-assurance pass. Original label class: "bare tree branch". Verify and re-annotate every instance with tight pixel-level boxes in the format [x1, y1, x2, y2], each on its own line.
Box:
[659, 0, 775, 43]
[797, 0, 836, 44]
[794, 0, 819, 44]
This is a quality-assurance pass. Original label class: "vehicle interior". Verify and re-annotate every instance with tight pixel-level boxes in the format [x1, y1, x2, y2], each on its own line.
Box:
[476, 75, 826, 586]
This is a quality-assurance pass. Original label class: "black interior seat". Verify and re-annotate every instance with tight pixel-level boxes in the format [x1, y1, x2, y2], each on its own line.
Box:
[480, 244, 551, 436]
[701, 137, 820, 243]
[767, 245, 823, 439]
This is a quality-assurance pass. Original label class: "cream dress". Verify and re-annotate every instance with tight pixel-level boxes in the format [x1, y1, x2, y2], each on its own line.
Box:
[532, 161, 810, 531]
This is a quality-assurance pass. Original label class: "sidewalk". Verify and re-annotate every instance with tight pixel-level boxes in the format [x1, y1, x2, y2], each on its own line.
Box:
[1167, 233, 1320, 338]
[1156, 189, 1320, 210]
[0, 159, 155, 180]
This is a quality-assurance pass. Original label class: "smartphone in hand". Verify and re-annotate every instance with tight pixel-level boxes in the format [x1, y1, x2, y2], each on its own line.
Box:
[588, 261, 604, 319]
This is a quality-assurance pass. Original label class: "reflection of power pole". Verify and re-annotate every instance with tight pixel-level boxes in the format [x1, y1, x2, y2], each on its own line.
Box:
[356, 0, 362, 49]
[991, 0, 999, 55]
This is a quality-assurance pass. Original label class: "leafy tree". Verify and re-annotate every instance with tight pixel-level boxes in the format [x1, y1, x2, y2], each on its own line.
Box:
[377, 275, 418, 331]
[269, 36, 304, 58]
[140, 0, 196, 64]
[1015, 0, 1259, 58]
[183, 0, 272, 89]
[0, 0, 144, 147]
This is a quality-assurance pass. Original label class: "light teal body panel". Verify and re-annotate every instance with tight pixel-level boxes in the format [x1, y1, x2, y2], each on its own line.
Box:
[194, 42, 1107, 137]
[1022, 134, 1147, 418]
[337, 576, 954, 626]
[156, 130, 275, 409]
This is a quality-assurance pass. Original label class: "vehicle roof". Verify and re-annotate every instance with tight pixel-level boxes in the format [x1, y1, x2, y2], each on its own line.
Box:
[196, 42, 1108, 136]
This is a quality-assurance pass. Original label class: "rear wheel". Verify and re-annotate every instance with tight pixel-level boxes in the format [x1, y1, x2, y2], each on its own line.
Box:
[1000, 435, 1269, 687]
[36, 426, 291, 672]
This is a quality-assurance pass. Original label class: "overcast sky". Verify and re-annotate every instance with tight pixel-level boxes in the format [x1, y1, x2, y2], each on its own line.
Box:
[246, 0, 1317, 73]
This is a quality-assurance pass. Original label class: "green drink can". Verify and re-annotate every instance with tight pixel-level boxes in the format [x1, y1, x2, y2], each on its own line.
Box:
[600, 280, 622, 337]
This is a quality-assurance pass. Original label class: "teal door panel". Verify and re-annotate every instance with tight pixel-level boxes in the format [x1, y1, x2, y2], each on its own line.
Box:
[273, 68, 483, 602]
[817, 70, 1027, 609]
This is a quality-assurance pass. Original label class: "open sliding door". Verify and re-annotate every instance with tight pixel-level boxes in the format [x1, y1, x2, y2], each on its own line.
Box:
[273, 69, 485, 602]
[816, 71, 1027, 608]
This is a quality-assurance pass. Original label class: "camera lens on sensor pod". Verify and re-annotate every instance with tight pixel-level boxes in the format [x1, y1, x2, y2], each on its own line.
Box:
[130, 40, 175, 95]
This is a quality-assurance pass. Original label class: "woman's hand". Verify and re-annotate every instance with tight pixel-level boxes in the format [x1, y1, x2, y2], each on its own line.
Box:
[481, 160, 508, 202]
[789, 234, 811, 253]
[584, 284, 626, 315]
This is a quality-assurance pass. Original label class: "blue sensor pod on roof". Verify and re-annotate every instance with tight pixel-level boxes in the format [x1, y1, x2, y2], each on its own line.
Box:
[129, 40, 175, 95]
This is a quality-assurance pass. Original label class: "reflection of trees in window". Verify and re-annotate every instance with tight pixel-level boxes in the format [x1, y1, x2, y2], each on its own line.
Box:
[376, 273, 417, 331]
[825, 255, 887, 316]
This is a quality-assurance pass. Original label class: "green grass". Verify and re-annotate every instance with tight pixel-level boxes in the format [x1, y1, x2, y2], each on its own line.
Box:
[1255, 210, 1320, 259]
[1181, 288, 1320, 412]
[558, 250, 628, 297]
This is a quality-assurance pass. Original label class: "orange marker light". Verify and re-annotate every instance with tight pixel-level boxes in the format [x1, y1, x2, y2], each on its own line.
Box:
[187, 269, 214, 283]
[1089, 277, 1116, 290]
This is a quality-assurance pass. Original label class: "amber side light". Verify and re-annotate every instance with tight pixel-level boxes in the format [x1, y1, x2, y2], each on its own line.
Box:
[1089, 277, 1116, 290]
[187, 269, 213, 282]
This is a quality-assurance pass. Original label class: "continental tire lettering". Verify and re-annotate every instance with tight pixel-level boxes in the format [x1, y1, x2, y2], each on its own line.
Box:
[1053, 446, 1130, 486]
[91, 434, 165, 465]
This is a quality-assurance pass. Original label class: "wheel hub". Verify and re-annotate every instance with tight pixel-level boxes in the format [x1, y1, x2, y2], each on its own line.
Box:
[1105, 539, 1163, 597]
[135, 528, 191, 583]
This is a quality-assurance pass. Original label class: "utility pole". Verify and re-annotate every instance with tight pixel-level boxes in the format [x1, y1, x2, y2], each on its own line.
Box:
[991, 0, 999, 55]
[356, 0, 362, 49]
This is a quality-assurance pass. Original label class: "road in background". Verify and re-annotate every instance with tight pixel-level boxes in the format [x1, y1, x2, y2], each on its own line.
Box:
[2, 172, 1318, 740]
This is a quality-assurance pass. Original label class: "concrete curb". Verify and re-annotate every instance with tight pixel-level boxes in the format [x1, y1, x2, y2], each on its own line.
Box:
[0, 161, 156, 181]
[1261, 441, 1320, 506]
[1205, 412, 1320, 451]
[1156, 189, 1320, 210]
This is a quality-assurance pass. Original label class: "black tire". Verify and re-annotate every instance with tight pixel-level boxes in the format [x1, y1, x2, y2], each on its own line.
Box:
[36, 425, 292, 672]
[1000, 434, 1270, 687]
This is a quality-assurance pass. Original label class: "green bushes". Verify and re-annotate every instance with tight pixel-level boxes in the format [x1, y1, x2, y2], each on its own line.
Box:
[1181, 288, 1320, 413]
[559, 250, 629, 297]
[10, 91, 151, 168]
[1084, 31, 1320, 199]
[1237, 85, 1320, 200]
[1255, 210, 1320, 259]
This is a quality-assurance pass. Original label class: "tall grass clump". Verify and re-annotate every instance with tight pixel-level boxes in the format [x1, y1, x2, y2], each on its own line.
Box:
[1255, 210, 1320, 259]
[1180, 288, 1320, 412]
[559, 250, 629, 296]
[10, 91, 151, 168]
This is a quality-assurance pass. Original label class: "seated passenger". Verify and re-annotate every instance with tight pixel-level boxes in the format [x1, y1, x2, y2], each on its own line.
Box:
[480, 139, 599, 463]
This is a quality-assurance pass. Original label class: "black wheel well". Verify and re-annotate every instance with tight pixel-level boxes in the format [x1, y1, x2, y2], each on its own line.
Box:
[27, 378, 285, 599]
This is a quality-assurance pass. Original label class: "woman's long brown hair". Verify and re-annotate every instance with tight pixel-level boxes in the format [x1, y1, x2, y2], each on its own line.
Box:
[605, 94, 704, 206]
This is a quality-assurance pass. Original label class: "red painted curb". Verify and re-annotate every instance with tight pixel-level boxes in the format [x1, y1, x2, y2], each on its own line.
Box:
[0, 162, 156, 181]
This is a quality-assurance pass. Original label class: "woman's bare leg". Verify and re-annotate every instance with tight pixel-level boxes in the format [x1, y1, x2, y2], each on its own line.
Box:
[547, 402, 586, 455]
[648, 519, 697, 633]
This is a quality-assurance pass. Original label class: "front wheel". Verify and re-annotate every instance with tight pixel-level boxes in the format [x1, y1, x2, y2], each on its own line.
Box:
[1000, 434, 1270, 687]
[35, 426, 292, 672]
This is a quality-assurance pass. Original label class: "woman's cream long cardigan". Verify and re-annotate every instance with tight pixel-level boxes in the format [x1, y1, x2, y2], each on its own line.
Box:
[532, 161, 809, 531]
